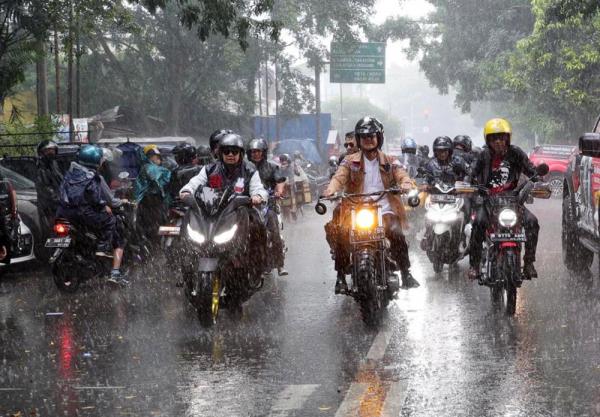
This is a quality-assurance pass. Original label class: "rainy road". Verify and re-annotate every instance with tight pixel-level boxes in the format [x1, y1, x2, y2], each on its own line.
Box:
[1, 199, 599, 417]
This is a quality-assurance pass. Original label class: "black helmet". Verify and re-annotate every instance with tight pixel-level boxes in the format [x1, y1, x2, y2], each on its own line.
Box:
[218, 133, 245, 161]
[401, 137, 417, 154]
[453, 135, 472, 152]
[279, 153, 291, 164]
[209, 129, 233, 153]
[37, 140, 58, 156]
[433, 136, 454, 156]
[419, 145, 430, 158]
[246, 138, 268, 160]
[354, 116, 384, 149]
[172, 143, 197, 165]
[196, 145, 213, 165]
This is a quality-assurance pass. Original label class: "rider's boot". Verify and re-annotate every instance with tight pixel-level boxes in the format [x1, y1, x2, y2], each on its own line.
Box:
[334, 271, 348, 294]
[523, 262, 538, 280]
[400, 269, 420, 289]
[468, 265, 481, 282]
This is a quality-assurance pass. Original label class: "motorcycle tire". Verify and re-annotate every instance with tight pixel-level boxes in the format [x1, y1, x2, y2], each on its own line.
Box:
[356, 250, 385, 327]
[192, 272, 220, 328]
[52, 250, 82, 293]
[501, 251, 519, 316]
[433, 259, 443, 274]
[562, 194, 593, 272]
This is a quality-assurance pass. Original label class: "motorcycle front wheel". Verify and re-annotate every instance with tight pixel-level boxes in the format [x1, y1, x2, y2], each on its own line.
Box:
[356, 250, 385, 327]
[498, 250, 518, 315]
[190, 272, 220, 327]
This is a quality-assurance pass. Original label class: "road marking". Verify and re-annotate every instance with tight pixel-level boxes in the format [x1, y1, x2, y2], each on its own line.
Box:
[0, 388, 24, 391]
[269, 384, 319, 416]
[380, 381, 408, 417]
[366, 330, 392, 361]
[74, 386, 126, 390]
[334, 383, 369, 417]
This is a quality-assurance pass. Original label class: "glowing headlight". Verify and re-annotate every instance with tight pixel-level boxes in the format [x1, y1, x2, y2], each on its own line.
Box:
[187, 224, 205, 244]
[355, 209, 376, 230]
[498, 209, 517, 227]
[214, 224, 238, 244]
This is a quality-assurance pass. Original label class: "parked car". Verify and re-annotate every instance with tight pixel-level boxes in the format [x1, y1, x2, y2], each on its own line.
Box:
[562, 114, 600, 274]
[529, 144, 576, 198]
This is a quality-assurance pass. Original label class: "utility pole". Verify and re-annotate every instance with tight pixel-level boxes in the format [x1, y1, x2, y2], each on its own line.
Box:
[275, 60, 281, 142]
[315, 62, 322, 159]
[339, 84, 344, 137]
[265, 60, 270, 142]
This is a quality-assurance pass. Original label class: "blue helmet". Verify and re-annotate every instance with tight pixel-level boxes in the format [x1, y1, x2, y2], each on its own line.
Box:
[401, 137, 417, 153]
[77, 145, 103, 168]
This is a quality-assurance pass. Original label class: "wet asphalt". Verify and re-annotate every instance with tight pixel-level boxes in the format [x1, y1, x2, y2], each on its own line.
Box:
[0, 199, 599, 417]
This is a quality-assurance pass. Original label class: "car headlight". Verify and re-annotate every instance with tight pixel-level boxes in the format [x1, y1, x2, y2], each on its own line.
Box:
[187, 224, 205, 244]
[498, 209, 517, 227]
[214, 224, 238, 245]
[355, 209, 376, 230]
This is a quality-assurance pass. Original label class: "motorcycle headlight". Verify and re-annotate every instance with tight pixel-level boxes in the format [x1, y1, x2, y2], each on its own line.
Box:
[214, 224, 238, 245]
[441, 211, 458, 223]
[355, 209, 376, 230]
[498, 209, 517, 227]
[187, 224, 206, 244]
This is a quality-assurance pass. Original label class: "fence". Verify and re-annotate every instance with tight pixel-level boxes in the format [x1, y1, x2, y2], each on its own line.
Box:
[0, 131, 89, 157]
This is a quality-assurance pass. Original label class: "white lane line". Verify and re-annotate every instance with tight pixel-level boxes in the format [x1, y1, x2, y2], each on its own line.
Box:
[380, 381, 408, 417]
[366, 330, 392, 361]
[0, 388, 24, 391]
[74, 386, 126, 390]
[334, 383, 369, 417]
[269, 384, 320, 416]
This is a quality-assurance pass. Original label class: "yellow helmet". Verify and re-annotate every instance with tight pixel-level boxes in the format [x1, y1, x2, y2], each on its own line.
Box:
[143, 144, 160, 157]
[484, 118, 512, 144]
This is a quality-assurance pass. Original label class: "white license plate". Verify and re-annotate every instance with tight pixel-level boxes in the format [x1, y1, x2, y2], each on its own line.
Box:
[158, 226, 181, 236]
[45, 237, 72, 248]
[431, 194, 455, 203]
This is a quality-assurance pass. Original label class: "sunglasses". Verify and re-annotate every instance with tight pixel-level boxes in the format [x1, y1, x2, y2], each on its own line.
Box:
[358, 133, 377, 140]
[221, 148, 241, 156]
[344, 143, 355, 149]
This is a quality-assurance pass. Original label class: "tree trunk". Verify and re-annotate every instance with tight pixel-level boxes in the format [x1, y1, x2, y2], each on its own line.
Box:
[67, 1, 74, 141]
[257, 67, 263, 116]
[54, 29, 61, 113]
[36, 38, 49, 117]
[275, 60, 281, 141]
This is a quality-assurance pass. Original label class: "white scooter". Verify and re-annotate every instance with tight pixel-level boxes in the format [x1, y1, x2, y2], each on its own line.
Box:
[420, 181, 473, 273]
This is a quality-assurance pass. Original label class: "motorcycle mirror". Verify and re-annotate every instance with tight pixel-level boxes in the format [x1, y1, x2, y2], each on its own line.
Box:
[118, 171, 130, 180]
[407, 196, 421, 208]
[536, 163, 549, 177]
[315, 202, 327, 215]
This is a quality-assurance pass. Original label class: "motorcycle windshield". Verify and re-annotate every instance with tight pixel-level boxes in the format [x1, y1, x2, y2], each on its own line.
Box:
[195, 187, 232, 217]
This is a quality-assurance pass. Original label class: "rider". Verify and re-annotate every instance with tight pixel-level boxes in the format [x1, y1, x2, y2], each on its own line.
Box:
[209, 129, 234, 159]
[399, 137, 421, 178]
[135, 145, 172, 243]
[36, 140, 64, 243]
[422, 136, 469, 186]
[323, 116, 420, 293]
[246, 138, 288, 276]
[196, 145, 214, 166]
[338, 131, 359, 165]
[169, 143, 201, 201]
[56, 145, 127, 285]
[468, 118, 540, 281]
[452, 135, 476, 168]
[180, 133, 268, 206]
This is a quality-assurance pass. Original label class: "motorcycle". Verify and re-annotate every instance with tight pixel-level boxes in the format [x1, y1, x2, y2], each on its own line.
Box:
[45, 201, 139, 292]
[475, 163, 551, 315]
[420, 181, 472, 273]
[169, 186, 268, 327]
[258, 195, 286, 274]
[315, 188, 420, 326]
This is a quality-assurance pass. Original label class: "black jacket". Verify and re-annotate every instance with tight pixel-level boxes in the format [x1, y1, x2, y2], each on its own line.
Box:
[35, 157, 64, 213]
[255, 159, 286, 191]
[423, 155, 469, 186]
[470, 145, 537, 190]
[169, 164, 202, 200]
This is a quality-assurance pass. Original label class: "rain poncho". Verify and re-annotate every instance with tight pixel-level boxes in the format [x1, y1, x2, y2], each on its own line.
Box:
[134, 155, 172, 205]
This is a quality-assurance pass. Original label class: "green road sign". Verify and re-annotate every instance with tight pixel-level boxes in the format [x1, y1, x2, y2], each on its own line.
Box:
[330, 42, 386, 84]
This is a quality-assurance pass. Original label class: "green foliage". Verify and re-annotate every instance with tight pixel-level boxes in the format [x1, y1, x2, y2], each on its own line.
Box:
[0, 115, 58, 156]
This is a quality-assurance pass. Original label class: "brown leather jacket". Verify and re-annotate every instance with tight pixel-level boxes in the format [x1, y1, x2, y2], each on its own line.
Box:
[326, 150, 415, 224]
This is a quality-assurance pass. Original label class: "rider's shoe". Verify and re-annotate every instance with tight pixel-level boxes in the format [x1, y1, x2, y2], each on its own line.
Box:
[400, 271, 420, 289]
[107, 270, 129, 286]
[277, 268, 289, 276]
[334, 272, 348, 294]
[523, 263, 538, 279]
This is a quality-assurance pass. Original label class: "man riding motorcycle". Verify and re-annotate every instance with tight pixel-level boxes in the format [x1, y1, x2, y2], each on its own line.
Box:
[169, 143, 201, 201]
[246, 138, 288, 276]
[468, 118, 540, 281]
[196, 145, 213, 166]
[453, 135, 476, 168]
[56, 145, 128, 285]
[399, 137, 423, 178]
[337, 131, 359, 165]
[180, 133, 268, 219]
[422, 136, 469, 186]
[36, 140, 64, 246]
[323, 116, 420, 294]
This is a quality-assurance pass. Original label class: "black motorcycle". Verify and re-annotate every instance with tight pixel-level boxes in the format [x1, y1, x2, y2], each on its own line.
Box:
[316, 188, 419, 326]
[45, 201, 140, 292]
[172, 186, 268, 327]
[475, 164, 550, 315]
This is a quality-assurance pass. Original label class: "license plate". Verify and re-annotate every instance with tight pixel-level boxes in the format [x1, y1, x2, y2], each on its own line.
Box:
[431, 194, 455, 203]
[45, 237, 72, 248]
[490, 233, 526, 242]
[158, 226, 181, 236]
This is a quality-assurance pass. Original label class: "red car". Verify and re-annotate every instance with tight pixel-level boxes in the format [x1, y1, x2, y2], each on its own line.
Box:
[529, 144, 576, 197]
